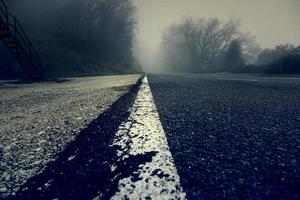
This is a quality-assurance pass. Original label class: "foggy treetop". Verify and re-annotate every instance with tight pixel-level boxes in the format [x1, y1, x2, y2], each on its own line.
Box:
[1, 0, 299, 78]
[132, 0, 300, 71]
[1, 0, 139, 78]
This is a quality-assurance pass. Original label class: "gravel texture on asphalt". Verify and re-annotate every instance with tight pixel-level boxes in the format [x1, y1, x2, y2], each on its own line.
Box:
[148, 73, 300, 200]
[0, 75, 141, 198]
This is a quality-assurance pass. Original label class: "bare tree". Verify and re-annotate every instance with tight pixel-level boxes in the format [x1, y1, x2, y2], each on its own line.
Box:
[160, 17, 259, 72]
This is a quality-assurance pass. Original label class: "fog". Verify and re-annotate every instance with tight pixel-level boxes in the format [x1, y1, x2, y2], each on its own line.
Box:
[132, 0, 300, 72]
[1, 0, 140, 79]
[1, 0, 300, 79]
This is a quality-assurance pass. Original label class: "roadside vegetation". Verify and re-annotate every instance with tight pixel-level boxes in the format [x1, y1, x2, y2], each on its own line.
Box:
[257, 44, 300, 74]
[0, 0, 141, 80]
[160, 16, 300, 75]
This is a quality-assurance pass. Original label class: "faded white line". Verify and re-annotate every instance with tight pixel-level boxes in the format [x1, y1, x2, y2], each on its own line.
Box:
[110, 76, 186, 200]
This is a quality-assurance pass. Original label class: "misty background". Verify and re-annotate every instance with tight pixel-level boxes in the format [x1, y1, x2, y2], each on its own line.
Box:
[0, 0, 141, 79]
[133, 0, 300, 73]
[0, 0, 300, 79]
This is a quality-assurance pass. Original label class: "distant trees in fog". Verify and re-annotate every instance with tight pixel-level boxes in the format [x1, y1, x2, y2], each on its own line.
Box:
[160, 16, 300, 74]
[2, 0, 139, 78]
[160, 17, 260, 73]
[257, 44, 300, 74]
[57, 0, 136, 62]
[224, 40, 245, 72]
[257, 44, 300, 65]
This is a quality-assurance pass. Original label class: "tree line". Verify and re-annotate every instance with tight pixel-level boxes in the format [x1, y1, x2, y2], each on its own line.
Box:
[257, 44, 300, 74]
[1, 0, 140, 79]
[160, 16, 300, 74]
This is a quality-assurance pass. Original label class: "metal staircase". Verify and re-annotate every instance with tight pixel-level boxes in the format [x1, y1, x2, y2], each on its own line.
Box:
[0, 0, 44, 81]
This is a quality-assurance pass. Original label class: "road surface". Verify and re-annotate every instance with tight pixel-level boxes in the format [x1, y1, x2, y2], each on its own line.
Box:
[0, 75, 141, 198]
[1, 73, 300, 199]
[148, 74, 300, 200]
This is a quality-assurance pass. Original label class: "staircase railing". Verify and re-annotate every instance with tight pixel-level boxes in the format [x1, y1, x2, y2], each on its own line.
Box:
[0, 0, 43, 79]
[0, 0, 8, 27]
[12, 15, 43, 67]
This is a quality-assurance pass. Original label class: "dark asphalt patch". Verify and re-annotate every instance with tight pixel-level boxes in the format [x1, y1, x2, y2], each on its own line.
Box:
[148, 74, 300, 200]
[10, 76, 146, 200]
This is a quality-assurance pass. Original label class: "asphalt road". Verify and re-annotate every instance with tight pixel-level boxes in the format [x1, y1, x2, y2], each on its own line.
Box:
[148, 73, 300, 200]
[1, 73, 300, 200]
[0, 74, 142, 198]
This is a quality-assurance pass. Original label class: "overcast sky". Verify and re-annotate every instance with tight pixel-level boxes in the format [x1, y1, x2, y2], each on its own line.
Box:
[132, 0, 300, 70]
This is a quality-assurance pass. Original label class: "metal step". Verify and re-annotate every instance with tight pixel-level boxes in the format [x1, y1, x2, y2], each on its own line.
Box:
[0, 0, 44, 81]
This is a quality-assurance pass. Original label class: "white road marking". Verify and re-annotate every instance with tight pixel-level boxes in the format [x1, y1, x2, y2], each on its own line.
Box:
[110, 76, 186, 200]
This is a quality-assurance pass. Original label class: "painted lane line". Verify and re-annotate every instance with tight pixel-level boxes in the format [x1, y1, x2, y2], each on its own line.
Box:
[110, 76, 186, 200]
